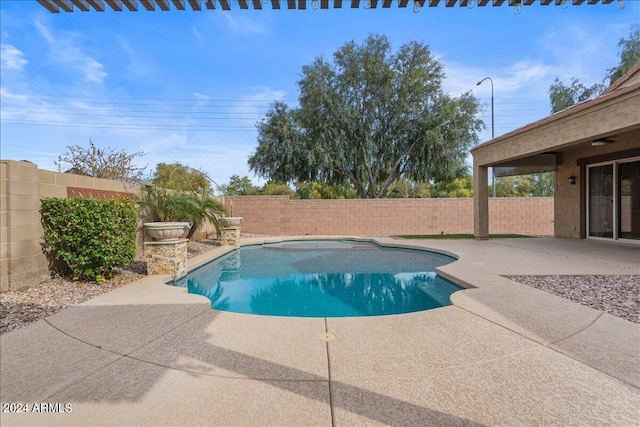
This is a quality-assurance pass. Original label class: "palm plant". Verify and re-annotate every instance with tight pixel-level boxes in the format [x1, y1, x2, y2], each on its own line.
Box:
[136, 185, 227, 239]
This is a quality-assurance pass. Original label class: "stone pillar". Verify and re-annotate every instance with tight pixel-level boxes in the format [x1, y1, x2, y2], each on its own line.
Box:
[221, 226, 241, 247]
[144, 239, 188, 279]
[473, 162, 489, 240]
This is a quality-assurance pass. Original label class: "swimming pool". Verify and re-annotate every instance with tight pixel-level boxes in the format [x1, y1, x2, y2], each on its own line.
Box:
[173, 240, 462, 317]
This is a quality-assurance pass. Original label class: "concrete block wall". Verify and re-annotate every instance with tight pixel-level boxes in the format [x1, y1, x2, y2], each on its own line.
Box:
[1, 160, 141, 292]
[224, 196, 554, 237]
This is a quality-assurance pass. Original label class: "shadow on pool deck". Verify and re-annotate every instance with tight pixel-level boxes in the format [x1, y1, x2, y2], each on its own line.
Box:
[1, 236, 638, 426]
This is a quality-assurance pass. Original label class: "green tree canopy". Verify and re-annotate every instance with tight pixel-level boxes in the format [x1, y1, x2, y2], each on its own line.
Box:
[248, 34, 483, 198]
[218, 175, 260, 196]
[152, 162, 211, 194]
[606, 24, 640, 84]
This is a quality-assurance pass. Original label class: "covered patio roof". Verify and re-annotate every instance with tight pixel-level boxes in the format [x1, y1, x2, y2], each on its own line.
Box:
[37, 0, 618, 13]
[471, 63, 640, 169]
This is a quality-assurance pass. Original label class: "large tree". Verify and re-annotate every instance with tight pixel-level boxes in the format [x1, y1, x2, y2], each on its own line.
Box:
[152, 162, 212, 194]
[249, 35, 482, 198]
[549, 24, 639, 114]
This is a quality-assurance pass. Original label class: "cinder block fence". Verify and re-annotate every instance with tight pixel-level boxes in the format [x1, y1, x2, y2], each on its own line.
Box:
[223, 196, 553, 237]
[1, 160, 554, 292]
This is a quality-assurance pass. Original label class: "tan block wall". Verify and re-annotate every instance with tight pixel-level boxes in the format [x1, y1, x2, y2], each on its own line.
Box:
[224, 196, 554, 237]
[0, 160, 143, 292]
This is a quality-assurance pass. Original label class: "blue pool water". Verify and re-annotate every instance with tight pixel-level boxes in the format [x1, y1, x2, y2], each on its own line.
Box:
[173, 240, 462, 317]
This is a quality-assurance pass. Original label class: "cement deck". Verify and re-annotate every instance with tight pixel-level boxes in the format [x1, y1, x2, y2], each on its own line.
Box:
[1, 237, 638, 426]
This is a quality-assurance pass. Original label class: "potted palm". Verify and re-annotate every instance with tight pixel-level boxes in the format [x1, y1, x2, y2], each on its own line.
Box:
[136, 186, 226, 241]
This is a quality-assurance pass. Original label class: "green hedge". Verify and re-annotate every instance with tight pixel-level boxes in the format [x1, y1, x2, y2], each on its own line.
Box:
[40, 197, 137, 282]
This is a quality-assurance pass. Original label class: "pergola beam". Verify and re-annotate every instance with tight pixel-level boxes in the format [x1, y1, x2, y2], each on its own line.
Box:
[121, 0, 138, 10]
[36, 0, 59, 12]
[187, 0, 201, 9]
[139, 0, 155, 10]
[70, 0, 91, 11]
[34, 0, 620, 11]
[171, 0, 185, 9]
[105, 0, 123, 11]
[86, 0, 106, 10]
[156, 0, 170, 10]
[52, 0, 74, 11]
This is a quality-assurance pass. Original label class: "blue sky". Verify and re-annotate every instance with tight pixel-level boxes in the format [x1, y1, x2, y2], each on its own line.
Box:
[1, 0, 638, 190]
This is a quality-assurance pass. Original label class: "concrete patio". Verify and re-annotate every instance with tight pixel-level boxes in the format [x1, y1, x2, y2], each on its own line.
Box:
[1, 237, 638, 426]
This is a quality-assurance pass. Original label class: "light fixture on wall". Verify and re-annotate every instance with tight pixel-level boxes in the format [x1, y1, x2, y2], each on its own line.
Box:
[568, 176, 576, 185]
[592, 137, 616, 146]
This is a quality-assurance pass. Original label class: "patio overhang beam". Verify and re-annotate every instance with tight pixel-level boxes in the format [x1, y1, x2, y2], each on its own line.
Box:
[35, 0, 620, 12]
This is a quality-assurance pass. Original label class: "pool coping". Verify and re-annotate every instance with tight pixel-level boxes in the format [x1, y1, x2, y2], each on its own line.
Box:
[1, 236, 638, 426]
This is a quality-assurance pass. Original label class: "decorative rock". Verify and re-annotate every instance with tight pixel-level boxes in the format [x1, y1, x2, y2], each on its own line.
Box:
[221, 226, 241, 247]
[144, 239, 189, 278]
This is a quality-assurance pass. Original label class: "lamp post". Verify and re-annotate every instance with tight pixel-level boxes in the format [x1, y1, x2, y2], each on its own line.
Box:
[476, 77, 495, 197]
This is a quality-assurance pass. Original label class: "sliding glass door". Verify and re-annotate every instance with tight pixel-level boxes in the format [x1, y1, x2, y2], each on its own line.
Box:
[618, 160, 640, 240]
[588, 158, 640, 241]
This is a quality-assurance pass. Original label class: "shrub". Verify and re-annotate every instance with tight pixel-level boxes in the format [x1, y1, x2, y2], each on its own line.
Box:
[41, 197, 137, 282]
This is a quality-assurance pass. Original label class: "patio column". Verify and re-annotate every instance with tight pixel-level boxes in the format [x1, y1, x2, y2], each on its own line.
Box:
[474, 162, 489, 239]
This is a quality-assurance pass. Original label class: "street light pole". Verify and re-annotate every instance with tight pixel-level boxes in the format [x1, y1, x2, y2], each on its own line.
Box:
[476, 77, 495, 197]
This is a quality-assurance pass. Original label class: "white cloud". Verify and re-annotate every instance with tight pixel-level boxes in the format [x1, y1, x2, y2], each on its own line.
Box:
[221, 14, 268, 36]
[116, 35, 154, 77]
[34, 20, 108, 84]
[194, 92, 211, 100]
[0, 44, 28, 70]
[231, 87, 287, 126]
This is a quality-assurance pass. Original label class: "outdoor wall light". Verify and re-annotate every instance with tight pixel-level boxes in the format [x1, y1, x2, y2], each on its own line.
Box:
[592, 137, 616, 146]
[568, 176, 576, 185]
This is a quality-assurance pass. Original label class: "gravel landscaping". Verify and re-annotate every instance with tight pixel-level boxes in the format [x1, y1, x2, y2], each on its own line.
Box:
[1, 241, 638, 335]
[506, 275, 639, 323]
[0, 239, 220, 335]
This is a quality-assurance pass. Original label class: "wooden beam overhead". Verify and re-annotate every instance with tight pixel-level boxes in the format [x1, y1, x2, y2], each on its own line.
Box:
[271, 0, 281, 9]
[218, 0, 231, 9]
[493, 0, 506, 5]
[351, 0, 360, 8]
[523, 0, 536, 5]
[187, 0, 201, 10]
[369, 0, 379, 8]
[252, 0, 263, 9]
[459, 0, 472, 6]
[298, 0, 307, 9]
[287, 0, 296, 8]
[238, 0, 249, 8]
[86, 0, 106, 10]
[52, 0, 74, 11]
[334, 0, 343, 7]
[156, 0, 170, 10]
[477, 0, 491, 5]
[105, 0, 123, 11]
[382, 0, 393, 7]
[445, 0, 456, 6]
[139, 0, 155, 10]
[171, 0, 185, 9]
[540, 0, 553, 4]
[70, 0, 91, 11]
[321, 0, 330, 8]
[572, 0, 585, 4]
[37, 0, 59, 12]
[121, 0, 138, 10]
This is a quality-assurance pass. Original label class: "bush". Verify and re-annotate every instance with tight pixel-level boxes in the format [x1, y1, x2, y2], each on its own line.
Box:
[41, 197, 137, 282]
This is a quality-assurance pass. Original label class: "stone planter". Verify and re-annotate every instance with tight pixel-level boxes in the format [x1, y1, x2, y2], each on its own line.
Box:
[220, 217, 244, 227]
[144, 222, 192, 241]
